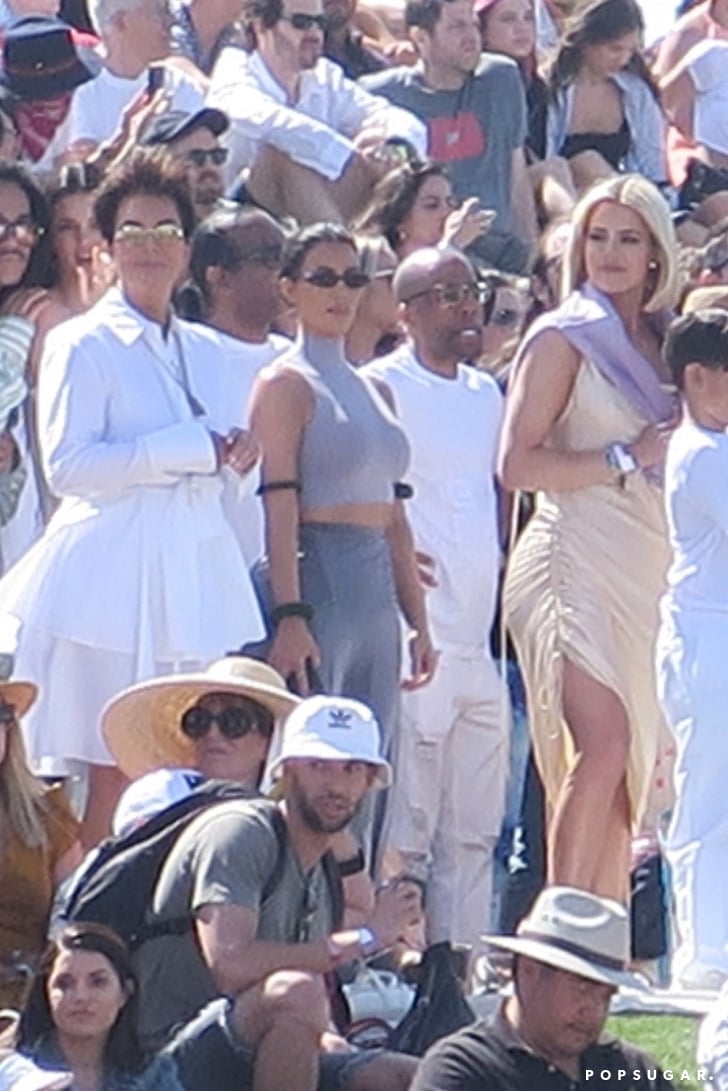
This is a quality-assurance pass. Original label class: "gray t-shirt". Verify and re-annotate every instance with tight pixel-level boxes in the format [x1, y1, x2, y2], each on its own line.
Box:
[361, 55, 529, 272]
[135, 800, 336, 1045]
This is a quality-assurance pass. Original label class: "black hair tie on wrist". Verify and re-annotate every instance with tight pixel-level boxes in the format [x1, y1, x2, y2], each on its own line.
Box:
[270, 601, 314, 625]
[257, 479, 302, 496]
[394, 482, 414, 500]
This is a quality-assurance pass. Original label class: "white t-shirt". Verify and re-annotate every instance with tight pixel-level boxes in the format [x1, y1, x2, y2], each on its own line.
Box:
[663, 418, 728, 615]
[187, 328, 290, 568]
[364, 345, 503, 650]
[687, 40, 728, 157]
[42, 63, 205, 164]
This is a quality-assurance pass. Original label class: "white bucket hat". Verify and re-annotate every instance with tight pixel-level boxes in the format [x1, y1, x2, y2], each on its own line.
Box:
[0, 1054, 72, 1091]
[266, 695, 392, 789]
[102, 657, 300, 780]
[483, 885, 646, 990]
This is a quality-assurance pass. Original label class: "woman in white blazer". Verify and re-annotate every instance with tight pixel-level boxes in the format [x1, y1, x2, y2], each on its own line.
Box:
[0, 152, 264, 847]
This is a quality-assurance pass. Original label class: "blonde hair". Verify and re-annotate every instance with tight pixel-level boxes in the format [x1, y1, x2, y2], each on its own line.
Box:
[0, 718, 47, 847]
[562, 174, 680, 313]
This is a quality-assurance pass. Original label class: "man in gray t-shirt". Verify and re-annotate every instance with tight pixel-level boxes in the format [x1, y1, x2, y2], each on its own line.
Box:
[362, 0, 538, 273]
[135, 695, 422, 1091]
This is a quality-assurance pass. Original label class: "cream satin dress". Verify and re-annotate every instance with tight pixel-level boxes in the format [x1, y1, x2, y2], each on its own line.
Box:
[504, 357, 672, 827]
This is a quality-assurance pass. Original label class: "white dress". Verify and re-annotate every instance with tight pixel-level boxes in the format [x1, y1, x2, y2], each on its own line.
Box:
[0, 288, 265, 772]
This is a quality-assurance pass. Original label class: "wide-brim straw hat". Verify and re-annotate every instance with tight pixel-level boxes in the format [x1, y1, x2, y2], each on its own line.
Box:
[0, 678, 37, 718]
[102, 657, 300, 780]
[482, 885, 646, 991]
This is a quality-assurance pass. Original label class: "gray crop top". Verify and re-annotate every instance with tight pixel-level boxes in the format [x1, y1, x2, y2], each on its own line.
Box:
[287, 332, 410, 511]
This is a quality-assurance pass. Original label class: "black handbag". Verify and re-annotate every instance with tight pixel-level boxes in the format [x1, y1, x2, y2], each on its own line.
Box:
[389, 943, 476, 1057]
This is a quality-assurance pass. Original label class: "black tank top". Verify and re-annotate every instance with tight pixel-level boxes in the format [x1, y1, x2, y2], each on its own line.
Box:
[560, 117, 631, 170]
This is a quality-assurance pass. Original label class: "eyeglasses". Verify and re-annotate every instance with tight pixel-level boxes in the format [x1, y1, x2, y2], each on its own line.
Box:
[0, 217, 42, 244]
[182, 147, 229, 169]
[281, 11, 328, 30]
[233, 243, 284, 269]
[114, 223, 186, 245]
[405, 282, 490, 307]
[180, 703, 273, 741]
[302, 266, 370, 290]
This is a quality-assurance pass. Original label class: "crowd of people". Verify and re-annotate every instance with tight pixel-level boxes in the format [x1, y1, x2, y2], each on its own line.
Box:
[1, 0, 728, 1086]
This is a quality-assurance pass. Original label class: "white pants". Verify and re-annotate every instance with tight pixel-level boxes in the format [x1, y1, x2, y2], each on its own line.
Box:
[658, 616, 728, 980]
[387, 648, 509, 947]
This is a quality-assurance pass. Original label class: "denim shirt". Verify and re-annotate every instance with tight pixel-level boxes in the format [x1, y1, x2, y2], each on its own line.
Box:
[26, 1035, 186, 1091]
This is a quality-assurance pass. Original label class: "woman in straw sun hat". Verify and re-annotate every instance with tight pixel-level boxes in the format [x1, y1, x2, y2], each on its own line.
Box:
[102, 656, 299, 789]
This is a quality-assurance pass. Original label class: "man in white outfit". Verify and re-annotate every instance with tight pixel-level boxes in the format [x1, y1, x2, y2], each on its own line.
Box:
[207, 0, 426, 222]
[364, 246, 509, 947]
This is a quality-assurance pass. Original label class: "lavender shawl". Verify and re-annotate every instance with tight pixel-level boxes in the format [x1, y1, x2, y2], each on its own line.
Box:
[516, 282, 676, 483]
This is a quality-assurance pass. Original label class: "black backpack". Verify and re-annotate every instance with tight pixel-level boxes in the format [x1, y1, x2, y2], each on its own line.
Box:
[60, 781, 344, 949]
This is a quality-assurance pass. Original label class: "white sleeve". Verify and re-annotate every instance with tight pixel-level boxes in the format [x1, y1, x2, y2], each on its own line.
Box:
[217, 75, 356, 181]
[686, 40, 728, 94]
[328, 66, 428, 156]
[687, 445, 728, 534]
[38, 337, 218, 499]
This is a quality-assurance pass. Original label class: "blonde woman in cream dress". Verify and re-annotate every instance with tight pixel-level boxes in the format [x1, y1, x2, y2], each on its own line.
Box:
[499, 174, 679, 901]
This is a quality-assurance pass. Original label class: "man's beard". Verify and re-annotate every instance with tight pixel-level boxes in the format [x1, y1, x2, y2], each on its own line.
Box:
[291, 784, 361, 834]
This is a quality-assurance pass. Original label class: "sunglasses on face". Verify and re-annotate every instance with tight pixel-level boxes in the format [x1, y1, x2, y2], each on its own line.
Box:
[302, 266, 370, 290]
[0, 217, 42, 245]
[114, 223, 186, 245]
[281, 11, 328, 30]
[180, 703, 273, 741]
[406, 282, 490, 307]
[182, 147, 229, 168]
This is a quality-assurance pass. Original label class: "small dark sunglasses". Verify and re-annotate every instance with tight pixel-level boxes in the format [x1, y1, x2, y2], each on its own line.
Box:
[180, 704, 273, 740]
[282, 11, 328, 30]
[303, 266, 370, 290]
[183, 147, 229, 168]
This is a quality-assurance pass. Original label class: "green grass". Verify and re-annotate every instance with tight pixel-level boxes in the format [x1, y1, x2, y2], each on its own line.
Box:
[606, 1015, 704, 1089]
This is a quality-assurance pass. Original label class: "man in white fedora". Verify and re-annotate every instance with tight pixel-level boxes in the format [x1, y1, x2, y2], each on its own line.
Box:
[411, 886, 672, 1091]
[133, 694, 421, 1091]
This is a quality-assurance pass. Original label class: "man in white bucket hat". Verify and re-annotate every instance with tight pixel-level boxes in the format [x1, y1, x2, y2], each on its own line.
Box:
[411, 886, 672, 1091]
[134, 695, 421, 1091]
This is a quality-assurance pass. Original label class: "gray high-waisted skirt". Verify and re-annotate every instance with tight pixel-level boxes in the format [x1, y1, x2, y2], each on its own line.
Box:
[299, 522, 400, 759]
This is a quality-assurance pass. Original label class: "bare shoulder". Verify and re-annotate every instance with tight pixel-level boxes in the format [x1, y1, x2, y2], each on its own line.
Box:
[251, 360, 314, 427]
[514, 328, 581, 382]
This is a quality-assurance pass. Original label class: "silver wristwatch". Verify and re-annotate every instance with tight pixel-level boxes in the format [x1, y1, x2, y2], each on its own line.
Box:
[605, 442, 638, 476]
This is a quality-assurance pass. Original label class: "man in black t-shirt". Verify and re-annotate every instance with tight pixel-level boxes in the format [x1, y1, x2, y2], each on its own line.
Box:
[412, 886, 675, 1091]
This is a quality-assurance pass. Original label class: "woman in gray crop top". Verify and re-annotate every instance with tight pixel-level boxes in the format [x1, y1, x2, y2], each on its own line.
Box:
[250, 225, 436, 819]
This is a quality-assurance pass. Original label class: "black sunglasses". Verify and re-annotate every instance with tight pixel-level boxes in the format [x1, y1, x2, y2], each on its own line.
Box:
[180, 703, 273, 740]
[182, 147, 229, 168]
[302, 266, 370, 290]
[281, 11, 328, 30]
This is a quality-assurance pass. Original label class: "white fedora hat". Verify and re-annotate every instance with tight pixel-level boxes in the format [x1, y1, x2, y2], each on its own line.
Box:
[483, 886, 646, 990]
[102, 657, 300, 780]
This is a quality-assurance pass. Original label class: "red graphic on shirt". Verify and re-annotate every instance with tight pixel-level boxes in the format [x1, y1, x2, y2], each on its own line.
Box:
[429, 112, 486, 162]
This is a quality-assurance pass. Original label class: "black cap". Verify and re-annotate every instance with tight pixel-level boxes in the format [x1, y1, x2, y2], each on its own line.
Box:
[141, 107, 229, 147]
[0, 16, 99, 101]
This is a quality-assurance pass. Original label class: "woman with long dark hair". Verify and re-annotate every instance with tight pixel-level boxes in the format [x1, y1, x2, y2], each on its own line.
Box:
[249, 223, 435, 787]
[544, 0, 667, 191]
[356, 160, 493, 259]
[17, 924, 184, 1090]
